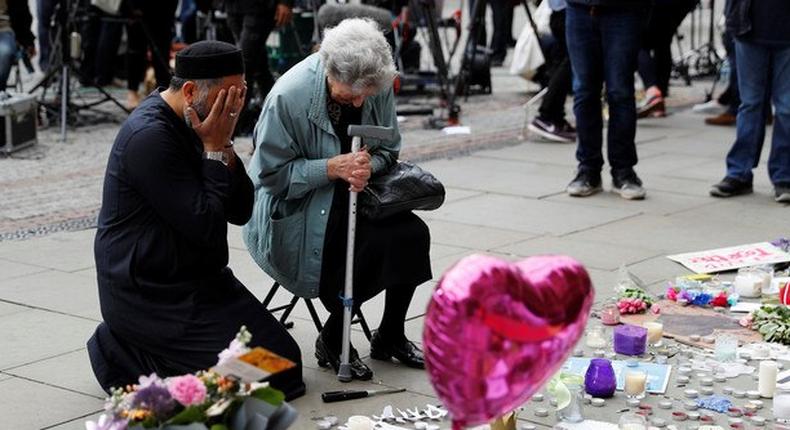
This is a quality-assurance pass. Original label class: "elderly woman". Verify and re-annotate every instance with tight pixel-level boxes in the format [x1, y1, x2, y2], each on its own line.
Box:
[244, 19, 431, 380]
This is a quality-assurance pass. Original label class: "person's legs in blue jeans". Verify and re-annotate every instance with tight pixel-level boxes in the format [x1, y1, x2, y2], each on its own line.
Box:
[601, 8, 643, 178]
[0, 32, 18, 92]
[725, 40, 771, 183]
[566, 5, 605, 175]
[37, 0, 57, 72]
[767, 45, 790, 188]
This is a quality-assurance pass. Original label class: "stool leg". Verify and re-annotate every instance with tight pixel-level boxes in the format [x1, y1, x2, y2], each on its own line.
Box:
[304, 299, 324, 333]
[355, 310, 373, 341]
[278, 296, 298, 330]
[262, 282, 280, 308]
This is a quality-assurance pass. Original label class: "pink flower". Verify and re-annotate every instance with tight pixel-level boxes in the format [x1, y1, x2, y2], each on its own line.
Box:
[167, 374, 207, 407]
[666, 287, 678, 301]
[650, 304, 661, 315]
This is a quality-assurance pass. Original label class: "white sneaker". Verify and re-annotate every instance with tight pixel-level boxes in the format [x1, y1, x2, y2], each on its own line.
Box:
[692, 99, 726, 115]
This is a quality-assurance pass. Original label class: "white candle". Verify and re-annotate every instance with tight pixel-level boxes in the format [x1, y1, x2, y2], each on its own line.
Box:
[643, 322, 663, 344]
[346, 416, 374, 430]
[759, 361, 778, 398]
[735, 272, 763, 297]
[624, 371, 647, 397]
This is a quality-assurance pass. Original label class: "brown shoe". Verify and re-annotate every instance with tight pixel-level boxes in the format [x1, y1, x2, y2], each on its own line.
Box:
[705, 112, 736, 126]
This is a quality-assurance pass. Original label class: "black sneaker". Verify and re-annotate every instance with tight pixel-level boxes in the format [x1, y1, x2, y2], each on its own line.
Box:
[567, 170, 603, 197]
[612, 172, 646, 200]
[528, 117, 576, 143]
[775, 184, 790, 203]
[710, 177, 753, 198]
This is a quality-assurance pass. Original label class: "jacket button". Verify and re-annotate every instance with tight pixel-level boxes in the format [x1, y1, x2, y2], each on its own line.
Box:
[320, 209, 326, 215]
[313, 248, 320, 255]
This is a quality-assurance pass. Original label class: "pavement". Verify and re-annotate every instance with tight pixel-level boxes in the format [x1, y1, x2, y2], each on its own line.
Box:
[3, 2, 789, 427]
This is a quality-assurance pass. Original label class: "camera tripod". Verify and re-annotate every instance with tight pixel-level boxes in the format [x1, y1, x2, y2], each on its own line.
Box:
[416, 0, 539, 128]
[30, 0, 130, 141]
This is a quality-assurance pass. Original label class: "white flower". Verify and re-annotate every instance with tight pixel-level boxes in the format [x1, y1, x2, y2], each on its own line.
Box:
[216, 339, 250, 366]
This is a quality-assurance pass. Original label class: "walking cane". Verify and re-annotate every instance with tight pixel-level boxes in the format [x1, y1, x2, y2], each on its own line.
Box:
[338, 125, 396, 382]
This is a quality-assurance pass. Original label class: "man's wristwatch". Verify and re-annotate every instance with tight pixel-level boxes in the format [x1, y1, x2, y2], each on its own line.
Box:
[203, 151, 230, 166]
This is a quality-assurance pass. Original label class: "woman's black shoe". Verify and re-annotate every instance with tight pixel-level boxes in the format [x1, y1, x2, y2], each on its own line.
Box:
[314, 334, 373, 381]
[370, 331, 425, 369]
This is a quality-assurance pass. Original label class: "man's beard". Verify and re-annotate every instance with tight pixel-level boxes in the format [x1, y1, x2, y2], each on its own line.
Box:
[184, 99, 210, 129]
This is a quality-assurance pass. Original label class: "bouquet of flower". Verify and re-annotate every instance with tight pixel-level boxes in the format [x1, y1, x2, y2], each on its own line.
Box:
[748, 305, 790, 345]
[86, 327, 296, 430]
[614, 266, 655, 315]
[666, 285, 735, 308]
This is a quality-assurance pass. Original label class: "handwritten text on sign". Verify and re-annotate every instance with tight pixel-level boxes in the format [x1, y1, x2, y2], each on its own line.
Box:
[667, 242, 790, 274]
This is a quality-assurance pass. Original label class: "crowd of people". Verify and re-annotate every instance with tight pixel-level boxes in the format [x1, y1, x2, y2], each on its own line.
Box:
[0, 0, 778, 398]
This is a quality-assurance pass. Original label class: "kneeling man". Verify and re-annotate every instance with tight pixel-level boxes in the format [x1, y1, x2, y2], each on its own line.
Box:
[87, 41, 305, 400]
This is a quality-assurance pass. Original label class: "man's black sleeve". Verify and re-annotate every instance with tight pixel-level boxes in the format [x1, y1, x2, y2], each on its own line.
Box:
[122, 128, 232, 250]
[226, 155, 254, 225]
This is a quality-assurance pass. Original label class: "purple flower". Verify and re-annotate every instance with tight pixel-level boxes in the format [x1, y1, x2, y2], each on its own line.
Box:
[131, 376, 176, 418]
[85, 414, 127, 430]
[772, 238, 790, 252]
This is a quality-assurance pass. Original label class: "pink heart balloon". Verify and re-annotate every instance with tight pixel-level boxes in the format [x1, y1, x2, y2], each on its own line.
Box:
[423, 254, 594, 429]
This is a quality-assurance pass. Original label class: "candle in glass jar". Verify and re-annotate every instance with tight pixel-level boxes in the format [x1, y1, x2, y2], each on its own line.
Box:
[758, 361, 778, 398]
[734, 269, 765, 298]
[624, 371, 647, 398]
[601, 303, 621, 325]
[586, 326, 608, 349]
[643, 322, 663, 345]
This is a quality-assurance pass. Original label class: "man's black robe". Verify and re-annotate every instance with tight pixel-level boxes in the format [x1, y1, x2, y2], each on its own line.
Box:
[87, 91, 304, 399]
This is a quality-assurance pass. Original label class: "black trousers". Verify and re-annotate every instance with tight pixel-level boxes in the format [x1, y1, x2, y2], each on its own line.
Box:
[80, 6, 123, 86]
[637, 0, 698, 97]
[126, 0, 177, 91]
[538, 9, 572, 123]
[226, 10, 277, 133]
[470, 0, 511, 62]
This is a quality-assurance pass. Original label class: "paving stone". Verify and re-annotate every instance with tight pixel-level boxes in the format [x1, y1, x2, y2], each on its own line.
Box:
[426, 193, 639, 236]
[425, 219, 539, 251]
[0, 377, 103, 429]
[564, 213, 766, 255]
[495, 235, 663, 271]
[474, 141, 578, 168]
[0, 301, 28, 317]
[46, 412, 104, 430]
[0, 229, 96, 272]
[419, 155, 571, 198]
[0, 309, 98, 370]
[0, 270, 101, 320]
[546, 187, 714, 217]
[0, 257, 49, 281]
[289, 368, 439, 429]
[5, 349, 106, 398]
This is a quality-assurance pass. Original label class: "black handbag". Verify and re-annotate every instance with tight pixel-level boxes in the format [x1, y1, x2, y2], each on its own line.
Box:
[358, 161, 445, 219]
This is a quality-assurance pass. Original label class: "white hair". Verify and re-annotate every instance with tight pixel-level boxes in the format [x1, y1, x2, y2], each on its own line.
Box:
[319, 18, 397, 95]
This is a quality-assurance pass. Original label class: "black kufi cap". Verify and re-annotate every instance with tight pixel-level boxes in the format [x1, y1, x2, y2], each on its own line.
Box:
[174, 41, 244, 79]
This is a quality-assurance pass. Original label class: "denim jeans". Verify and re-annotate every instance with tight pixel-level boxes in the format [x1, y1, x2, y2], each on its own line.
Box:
[0, 31, 18, 92]
[725, 39, 790, 187]
[566, 4, 644, 178]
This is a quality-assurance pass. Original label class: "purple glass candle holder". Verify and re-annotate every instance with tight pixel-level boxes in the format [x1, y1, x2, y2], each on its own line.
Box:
[585, 358, 617, 398]
[613, 324, 647, 356]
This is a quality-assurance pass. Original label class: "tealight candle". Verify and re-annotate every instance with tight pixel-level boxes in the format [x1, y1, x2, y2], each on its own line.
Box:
[586, 326, 608, 349]
[601, 302, 621, 325]
[624, 371, 647, 399]
[643, 321, 663, 347]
